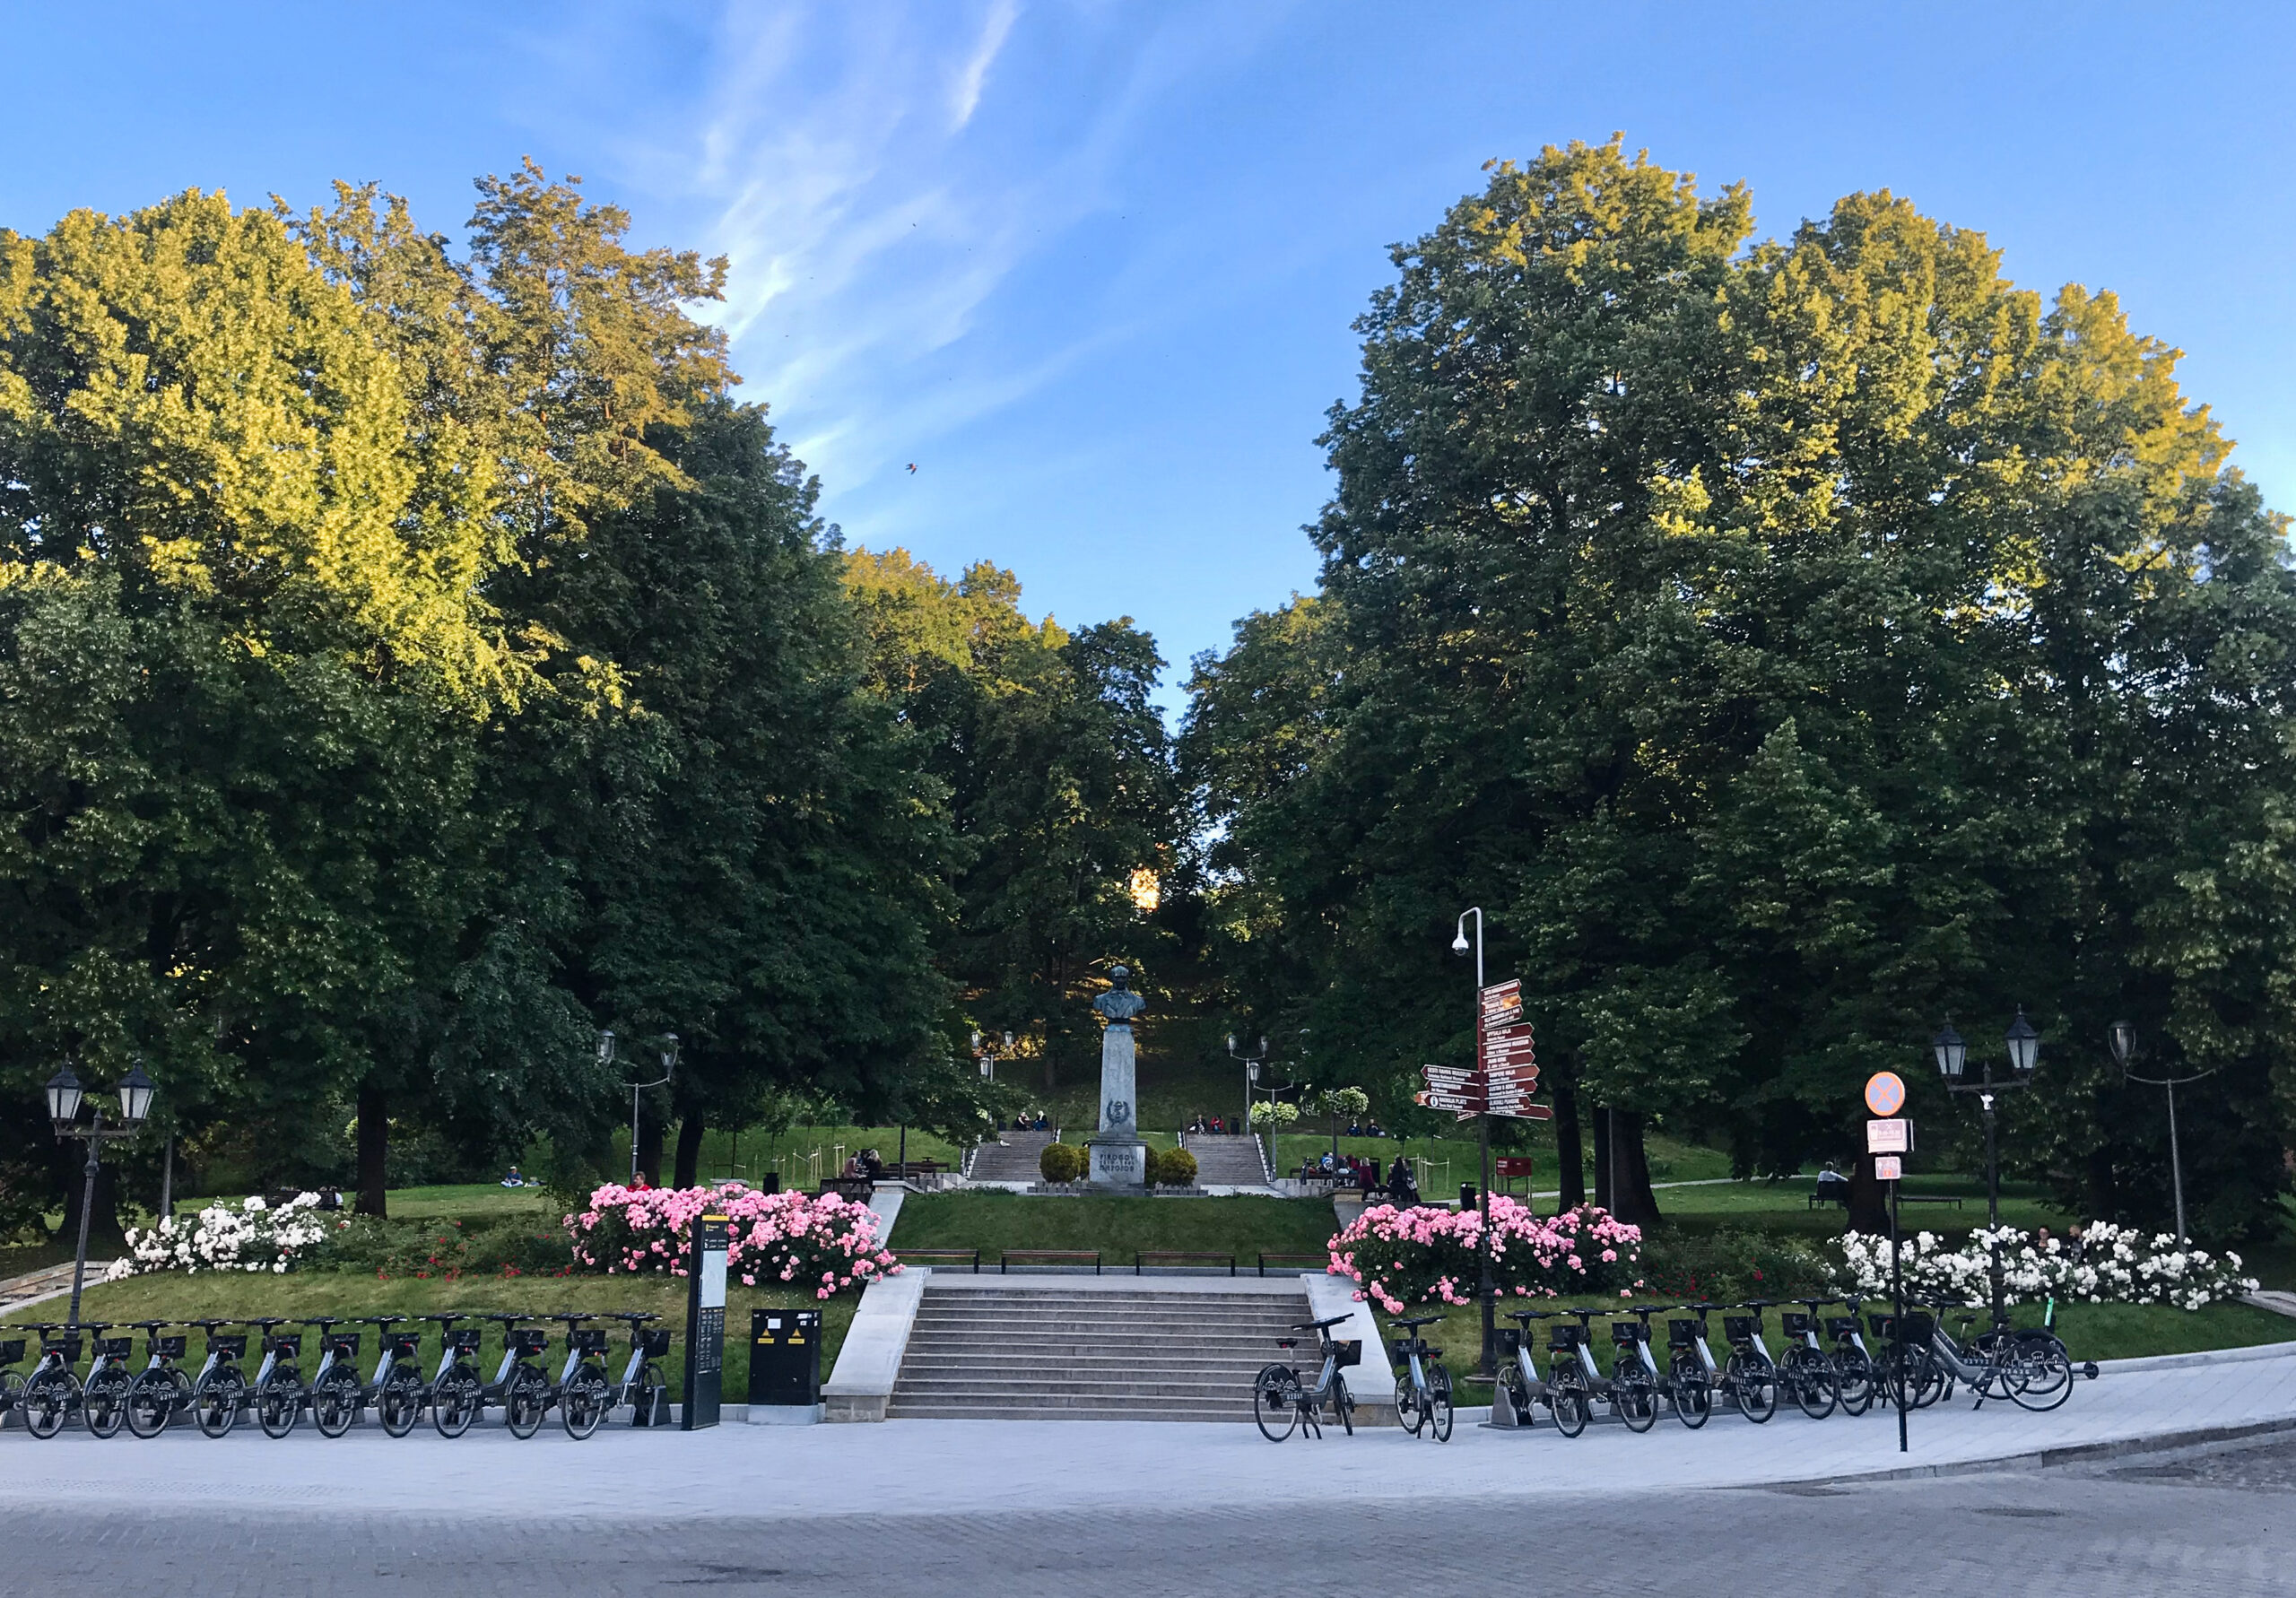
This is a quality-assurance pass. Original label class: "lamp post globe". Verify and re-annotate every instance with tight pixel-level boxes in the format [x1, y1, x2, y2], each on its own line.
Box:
[1932, 1023, 1966, 1081]
[116, 1062, 155, 1127]
[2005, 1009, 2040, 1076]
[45, 1064, 83, 1131]
[596, 1029, 616, 1066]
[2109, 1020, 2136, 1069]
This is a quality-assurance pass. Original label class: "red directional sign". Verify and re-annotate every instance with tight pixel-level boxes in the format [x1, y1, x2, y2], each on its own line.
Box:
[1479, 979, 1523, 1032]
[1486, 1104, 1555, 1123]
[1422, 1064, 1480, 1085]
[1416, 1090, 1487, 1114]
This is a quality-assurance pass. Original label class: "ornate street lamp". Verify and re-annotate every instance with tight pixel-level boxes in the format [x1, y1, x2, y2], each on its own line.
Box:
[46, 1057, 156, 1328]
[1934, 1012, 2040, 1328]
[608, 1029, 678, 1185]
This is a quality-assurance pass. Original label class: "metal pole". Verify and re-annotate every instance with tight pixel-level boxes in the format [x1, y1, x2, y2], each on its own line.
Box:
[67, 1117, 102, 1329]
[160, 1135, 174, 1221]
[631, 1085, 641, 1183]
[2166, 1078, 2187, 1245]
[1891, 1171, 1906, 1455]
[1469, 910, 1493, 1378]
[1984, 1080, 2004, 1327]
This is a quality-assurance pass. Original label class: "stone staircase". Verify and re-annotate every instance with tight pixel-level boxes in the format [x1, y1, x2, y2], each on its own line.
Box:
[967, 1130, 1057, 1183]
[0, 1261, 107, 1314]
[888, 1284, 1311, 1420]
[1181, 1132, 1269, 1187]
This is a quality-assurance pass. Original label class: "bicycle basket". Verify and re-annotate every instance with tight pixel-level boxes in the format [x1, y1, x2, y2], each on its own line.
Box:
[206, 1334, 247, 1358]
[326, 1334, 361, 1359]
[1867, 1314, 1894, 1339]
[1497, 1326, 1522, 1354]
[509, 1329, 549, 1357]
[1824, 1317, 1858, 1340]
[570, 1328, 610, 1355]
[1902, 1313, 1935, 1341]
[0, 1339, 22, 1366]
[45, 1335, 83, 1362]
[1332, 1339, 1362, 1368]
[1722, 1316, 1757, 1343]
[155, 1334, 187, 1359]
[1666, 1319, 1698, 1348]
[1611, 1320, 1646, 1345]
[95, 1336, 133, 1359]
[1780, 1312, 1811, 1336]
[1387, 1339, 1419, 1364]
[445, 1328, 483, 1352]
[1547, 1324, 1582, 1350]
[263, 1334, 302, 1358]
[639, 1328, 674, 1359]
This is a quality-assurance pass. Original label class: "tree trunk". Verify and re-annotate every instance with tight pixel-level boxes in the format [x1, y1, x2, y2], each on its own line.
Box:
[2083, 1146, 2117, 1222]
[57, 1154, 121, 1249]
[673, 1109, 707, 1191]
[636, 1109, 665, 1187]
[1592, 1106, 1613, 1212]
[355, 1080, 388, 1217]
[1846, 1149, 1889, 1236]
[1611, 1110, 1662, 1228]
[1551, 1059, 1586, 1210]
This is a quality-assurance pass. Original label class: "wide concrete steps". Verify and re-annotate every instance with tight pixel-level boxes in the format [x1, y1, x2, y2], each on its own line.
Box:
[889, 1286, 1316, 1421]
[968, 1131, 1056, 1183]
[1180, 1133, 1268, 1185]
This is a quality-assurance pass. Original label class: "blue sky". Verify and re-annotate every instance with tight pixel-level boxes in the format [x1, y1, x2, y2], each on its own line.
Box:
[6, 3, 2292, 706]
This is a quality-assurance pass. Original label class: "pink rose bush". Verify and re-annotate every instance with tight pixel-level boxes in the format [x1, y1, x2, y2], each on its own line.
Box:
[565, 1183, 900, 1299]
[1327, 1198, 1642, 1314]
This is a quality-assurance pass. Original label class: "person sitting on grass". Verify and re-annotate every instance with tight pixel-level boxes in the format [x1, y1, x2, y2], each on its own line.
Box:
[1365, 1119, 1385, 1139]
[500, 1165, 526, 1187]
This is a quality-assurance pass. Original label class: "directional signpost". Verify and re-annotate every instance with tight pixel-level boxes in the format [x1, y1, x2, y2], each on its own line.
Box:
[1866, 1071, 1912, 1456]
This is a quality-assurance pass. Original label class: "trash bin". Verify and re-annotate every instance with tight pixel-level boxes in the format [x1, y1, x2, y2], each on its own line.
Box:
[746, 1309, 822, 1424]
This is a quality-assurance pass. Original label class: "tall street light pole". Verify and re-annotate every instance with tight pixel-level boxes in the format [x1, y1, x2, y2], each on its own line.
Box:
[1452, 907, 1496, 1377]
[1934, 1011, 2039, 1327]
[46, 1060, 156, 1328]
[1226, 1032, 1268, 1171]
[603, 1031, 679, 1185]
[2113, 1021, 2208, 1245]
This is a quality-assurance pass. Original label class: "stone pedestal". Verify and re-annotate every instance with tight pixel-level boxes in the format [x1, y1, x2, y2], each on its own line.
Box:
[1088, 1016, 1147, 1190]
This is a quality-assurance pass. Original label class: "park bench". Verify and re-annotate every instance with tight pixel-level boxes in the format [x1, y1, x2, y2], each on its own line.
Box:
[1257, 1252, 1330, 1277]
[1808, 1188, 1848, 1209]
[1001, 1249, 1101, 1275]
[895, 1247, 981, 1272]
[1135, 1250, 1235, 1276]
[820, 1177, 874, 1202]
[1898, 1194, 1966, 1209]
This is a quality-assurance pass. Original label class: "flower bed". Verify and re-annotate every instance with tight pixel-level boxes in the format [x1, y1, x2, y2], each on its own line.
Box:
[1835, 1223, 2257, 1311]
[565, 1183, 900, 1298]
[108, 1193, 341, 1277]
[1327, 1199, 1643, 1313]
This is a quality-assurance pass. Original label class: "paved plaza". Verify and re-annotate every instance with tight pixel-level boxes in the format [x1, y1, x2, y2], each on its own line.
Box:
[3, 1344, 2293, 1593]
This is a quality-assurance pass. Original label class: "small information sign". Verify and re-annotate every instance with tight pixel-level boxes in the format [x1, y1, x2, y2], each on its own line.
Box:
[1866, 1117, 1911, 1154]
[1874, 1155, 1903, 1182]
[1479, 980, 1523, 1031]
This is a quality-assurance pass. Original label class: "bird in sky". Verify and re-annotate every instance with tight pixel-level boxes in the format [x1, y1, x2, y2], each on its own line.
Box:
[906, 463, 918, 473]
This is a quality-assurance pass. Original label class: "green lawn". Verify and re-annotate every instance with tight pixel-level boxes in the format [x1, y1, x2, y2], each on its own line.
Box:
[888, 1192, 1337, 1266]
[1, 1272, 857, 1395]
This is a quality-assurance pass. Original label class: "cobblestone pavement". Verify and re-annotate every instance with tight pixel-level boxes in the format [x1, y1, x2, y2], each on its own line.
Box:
[9, 1444, 2296, 1597]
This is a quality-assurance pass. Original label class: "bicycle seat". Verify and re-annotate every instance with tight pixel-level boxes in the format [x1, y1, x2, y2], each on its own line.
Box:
[1292, 1315, 1354, 1332]
[1389, 1316, 1441, 1331]
[1503, 1309, 1553, 1324]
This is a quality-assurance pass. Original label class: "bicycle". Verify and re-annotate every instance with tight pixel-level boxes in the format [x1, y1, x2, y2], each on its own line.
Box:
[474, 1316, 552, 1439]
[300, 1320, 366, 1437]
[1621, 1302, 1713, 1431]
[540, 1314, 615, 1440]
[1775, 1302, 1839, 1420]
[1604, 1313, 1661, 1433]
[1822, 1298, 1878, 1416]
[17, 1325, 83, 1439]
[602, 1311, 674, 1426]
[421, 1314, 486, 1437]
[1387, 1314, 1453, 1441]
[1495, 1310, 1580, 1435]
[124, 1322, 194, 1438]
[245, 1318, 307, 1438]
[0, 1335, 24, 1431]
[187, 1320, 249, 1437]
[1673, 1303, 1777, 1422]
[1251, 1313, 1361, 1441]
[78, 1324, 135, 1438]
[360, 1316, 430, 1436]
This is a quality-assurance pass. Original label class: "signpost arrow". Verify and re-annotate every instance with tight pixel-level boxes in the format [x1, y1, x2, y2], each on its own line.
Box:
[1484, 1105, 1555, 1122]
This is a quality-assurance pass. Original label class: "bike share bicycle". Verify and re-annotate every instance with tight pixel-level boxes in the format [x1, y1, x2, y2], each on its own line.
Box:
[1822, 1298, 1878, 1415]
[604, 1311, 674, 1425]
[1494, 1309, 1580, 1435]
[187, 1319, 249, 1437]
[1385, 1314, 1454, 1441]
[1671, 1303, 1778, 1422]
[17, 1324, 85, 1438]
[538, 1314, 615, 1439]
[1252, 1313, 1361, 1441]
[1770, 1300, 1840, 1420]
[0, 1334, 24, 1431]
[474, 1313, 553, 1438]
[124, 1321, 194, 1437]
[300, 1319, 366, 1437]
[360, 1316, 430, 1435]
[421, 1314, 487, 1437]
[246, 1318, 307, 1437]
[77, 1324, 136, 1437]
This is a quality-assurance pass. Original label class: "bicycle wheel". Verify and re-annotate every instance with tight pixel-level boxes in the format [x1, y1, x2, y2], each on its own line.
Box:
[83, 1368, 130, 1438]
[378, 1368, 424, 1437]
[1832, 1348, 1874, 1416]
[1253, 1364, 1300, 1442]
[1670, 1354, 1711, 1430]
[194, 1368, 243, 1438]
[312, 1367, 362, 1437]
[1393, 1371, 1424, 1437]
[1333, 1373, 1354, 1437]
[432, 1369, 482, 1437]
[561, 1368, 611, 1440]
[0, 1369, 22, 1430]
[1497, 1363, 1535, 1428]
[1787, 1347, 1837, 1420]
[2008, 1340, 2074, 1412]
[1611, 1357, 1657, 1434]
[504, 1366, 549, 1439]
[258, 1370, 304, 1438]
[126, 1369, 178, 1438]
[1425, 1362, 1454, 1442]
[1547, 1364, 1589, 1438]
[22, 1369, 78, 1439]
[1728, 1353, 1777, 1423]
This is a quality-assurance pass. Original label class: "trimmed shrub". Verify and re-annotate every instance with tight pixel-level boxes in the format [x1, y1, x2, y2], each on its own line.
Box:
[1039, 1142, 1086, 1183]
[1327, 1199, 1644, 1313]
[1151, 1147, 1198, 1187]
[565, 1184, 897, 1297]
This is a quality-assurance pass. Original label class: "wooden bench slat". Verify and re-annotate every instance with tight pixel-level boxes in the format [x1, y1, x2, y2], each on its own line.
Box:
[1134, 1250, 1235, 1276]
[1000, 1249, 1101, 1275]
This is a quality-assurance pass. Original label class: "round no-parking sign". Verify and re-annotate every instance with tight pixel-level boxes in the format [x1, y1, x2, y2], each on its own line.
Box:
[1864, 1071, 1907, 1116]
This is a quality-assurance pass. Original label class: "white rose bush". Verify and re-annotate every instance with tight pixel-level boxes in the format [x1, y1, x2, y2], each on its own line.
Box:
[1836, 1222, 2256, 1312]
[107, 1193, 341, 1279]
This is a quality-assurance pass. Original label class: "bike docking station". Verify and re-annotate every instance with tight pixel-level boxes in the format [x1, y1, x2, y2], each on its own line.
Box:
[745, 1309, 822, 1425]
[682, 1210, 729, 1430]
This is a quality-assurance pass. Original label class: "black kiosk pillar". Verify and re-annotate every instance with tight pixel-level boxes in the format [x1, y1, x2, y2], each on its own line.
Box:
[683, 1210, 728, 1429]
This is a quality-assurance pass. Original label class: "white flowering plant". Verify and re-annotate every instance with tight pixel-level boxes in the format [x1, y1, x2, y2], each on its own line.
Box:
[106, 1192, 344, 1278]
[1835, 1222, 2256, 1312]
[1248, 1100, 1300, 1130]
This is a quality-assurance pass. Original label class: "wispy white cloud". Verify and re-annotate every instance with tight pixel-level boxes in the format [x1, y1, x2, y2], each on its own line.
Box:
[949, 0, 1019, 130]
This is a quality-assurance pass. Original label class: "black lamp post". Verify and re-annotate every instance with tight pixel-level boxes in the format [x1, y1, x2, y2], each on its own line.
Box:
[1453, 905, 1497, 1377]
[604, 1030, 679, 1185]
[1934, 1011, 2039, 1325]
[2112, 1020, 2208, 1245]
[1225, 1032, 1268, 1165]
[48, 1059, 156, 1328]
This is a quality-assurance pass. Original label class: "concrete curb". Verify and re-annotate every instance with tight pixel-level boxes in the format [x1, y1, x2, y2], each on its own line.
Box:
[822, 1267, 928, 1422]
[1755, 1412, 2296, 1489]
[2093, 1337, 2296, 1375]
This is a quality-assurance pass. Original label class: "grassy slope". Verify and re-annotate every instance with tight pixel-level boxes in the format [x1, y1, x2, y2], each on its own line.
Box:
[2, 1272, 857, 1394]
[888, 1193, 1336, 1264]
